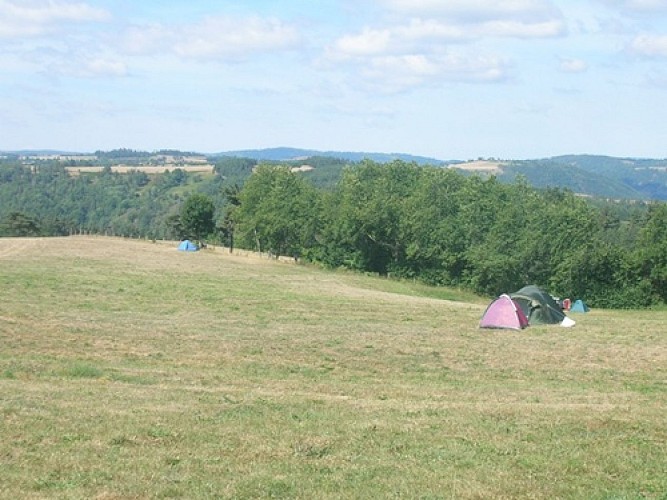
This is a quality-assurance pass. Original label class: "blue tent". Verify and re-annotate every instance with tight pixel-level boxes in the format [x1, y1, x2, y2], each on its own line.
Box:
[570, 299, 590, 313]
[177, 240, 199, 252]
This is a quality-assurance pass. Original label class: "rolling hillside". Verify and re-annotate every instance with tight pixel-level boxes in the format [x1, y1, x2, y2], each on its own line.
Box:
[450, 156, 667, 200]
[552, 154, 667, 199]
[499, 160, 646, 199]
[1, 236, 665, 498]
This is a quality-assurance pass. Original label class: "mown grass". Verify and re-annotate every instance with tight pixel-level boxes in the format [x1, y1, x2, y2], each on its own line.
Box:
[0, 236, 665, 499]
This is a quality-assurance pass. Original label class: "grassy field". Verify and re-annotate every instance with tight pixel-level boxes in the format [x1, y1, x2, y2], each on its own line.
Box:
[0, 236, 665, 499]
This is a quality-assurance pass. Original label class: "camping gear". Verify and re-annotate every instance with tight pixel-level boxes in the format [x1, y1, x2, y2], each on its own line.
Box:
[479, 294, 530, 330]
[560, 316, 576, 327]
[177, 239, 199, 252]
[570, 299, 590, 313]
[510, 285, 575, 327]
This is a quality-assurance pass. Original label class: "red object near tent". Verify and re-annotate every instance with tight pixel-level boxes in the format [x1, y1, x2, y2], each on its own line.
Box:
[479, 294, 530, 330]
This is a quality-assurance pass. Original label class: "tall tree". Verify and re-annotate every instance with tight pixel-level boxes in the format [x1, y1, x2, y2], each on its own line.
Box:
[320, 160, 421, 274]
[636, 203, 667, 302]
[234, 166, 319, 258]
[180, 193, 216, 243]
[220, 184, 242, 253]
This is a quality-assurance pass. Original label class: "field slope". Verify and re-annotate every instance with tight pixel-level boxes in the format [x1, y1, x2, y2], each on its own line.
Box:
[1, 237, 665, 499]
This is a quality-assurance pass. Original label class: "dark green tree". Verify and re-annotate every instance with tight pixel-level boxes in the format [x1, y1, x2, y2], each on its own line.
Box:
[180, 193, 215, 244]
[213, 157, 257, 186]
[636, 203, 667, 302]
[397, 168, 467, 285]
[234, 166, 319, 258]
[0, 212, 40, 236]
[220, 184, 242, 253]
[318, 160, 421, 274]
[551, 240, 651, 308]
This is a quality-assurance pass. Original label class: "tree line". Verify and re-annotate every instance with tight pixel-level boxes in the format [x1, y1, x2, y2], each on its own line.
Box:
[1, 158, 665, 308]
[231, 162, 665, 308]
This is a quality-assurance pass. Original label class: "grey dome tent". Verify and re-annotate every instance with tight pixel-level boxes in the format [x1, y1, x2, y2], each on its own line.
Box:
[510, 285, 575, 327]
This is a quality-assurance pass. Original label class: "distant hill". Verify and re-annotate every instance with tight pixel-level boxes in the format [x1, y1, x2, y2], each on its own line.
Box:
[213, 150, 667, 200]
[1, 149, 88, 157]
[449, 156, 667, 200]
[210, 147, 445, 166]
[3, 148, 667, 200]
[551, 155, 667, 200]
[499, 160, 646, 200]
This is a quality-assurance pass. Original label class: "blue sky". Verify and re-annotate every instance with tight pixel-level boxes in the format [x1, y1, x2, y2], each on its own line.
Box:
[2, 0, 667, 160]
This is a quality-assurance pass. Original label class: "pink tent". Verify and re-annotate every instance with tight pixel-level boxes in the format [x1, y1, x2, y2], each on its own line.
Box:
[479, 294, 529, 330]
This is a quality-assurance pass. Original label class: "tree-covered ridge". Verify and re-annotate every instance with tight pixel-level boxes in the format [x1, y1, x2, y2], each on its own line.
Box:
[212, 151, 667, 200]
[6, 149, 667, 200]
[551, 155, 667, 200]
[499, 160, 645, 199]
[0, 161, 199, 239]
[1, 158, 664, 308]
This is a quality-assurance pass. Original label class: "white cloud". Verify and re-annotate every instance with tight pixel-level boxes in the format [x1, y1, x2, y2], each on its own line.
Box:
[600, 0, 667, 14]
[121, 24, 168, 55]
[121, 16, 300, 61]
[175, 16, 299, 59]
[324, 0, 563, 92]
[397, 18, 471, 41]
[83, 57, 127, 77]
[333, 50, 510, 93]
[0, 0, 109, 38]
[52, 56, 128, 78]
[628, 34, 667, 56]
[1, 9, 301, 83]
[331, 28, 394, 58]
[559, 57, 589, 73]
[327, 16, 562, 63]
[24, 46, 128, 78]
[478, 19, 564, 38]
[630, 0, 667, 7]
[377, 0, 566, 37]
[393, 17, 563, 43]
[380, 0, 563, 24]
[328, 20, 476, 62]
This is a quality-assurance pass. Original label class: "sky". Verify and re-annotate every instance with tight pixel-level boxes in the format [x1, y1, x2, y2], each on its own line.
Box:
[2, 0, 667, 161]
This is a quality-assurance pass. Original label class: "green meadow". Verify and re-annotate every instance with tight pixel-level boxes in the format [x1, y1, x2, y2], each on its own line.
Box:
[1, 237, 665, 499]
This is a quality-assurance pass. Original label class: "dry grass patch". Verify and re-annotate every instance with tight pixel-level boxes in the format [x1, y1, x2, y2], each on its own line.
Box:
[449, 160, 506, 174]
[65, 165, 214, 176]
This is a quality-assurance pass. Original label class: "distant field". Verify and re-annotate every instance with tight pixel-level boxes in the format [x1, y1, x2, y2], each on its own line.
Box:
[65, 165, 215, 175]
[448, 160, 505, 174]
[0, 237, 665, 498]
